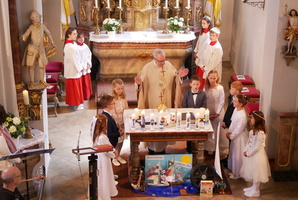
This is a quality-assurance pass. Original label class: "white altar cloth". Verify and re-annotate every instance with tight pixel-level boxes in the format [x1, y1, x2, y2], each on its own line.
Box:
[90, 31, 196, 43]
[13, 129, 46, 152]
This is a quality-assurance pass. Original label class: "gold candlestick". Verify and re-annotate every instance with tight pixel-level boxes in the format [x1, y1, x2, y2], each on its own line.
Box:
[117, 7, 124, 34]
[94, 7, 100, 35]
[106, 7, 111, 18]
[174, 7, 181, 17]
[184, 7, 191, 34]
[162, 7, 169, 34]
[23, 105, 34, 139]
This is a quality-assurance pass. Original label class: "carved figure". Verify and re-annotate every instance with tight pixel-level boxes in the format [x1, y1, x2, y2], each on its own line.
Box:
[284, 5, 298, 54]
[22, 10, 56, 88]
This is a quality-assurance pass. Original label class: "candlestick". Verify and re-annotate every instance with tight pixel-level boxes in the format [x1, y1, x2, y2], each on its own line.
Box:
[23, 90, 29, 105]
[174, 7, 181, 18]
[184, 6, 191, 34]
[176, 112, 181, 129]
[186, 112, 190, 130]
[93, 7, 100, 35]
[162, 7, 169, 34]
[134, 108, 139, 119]
[107, 0, 110, 8]
[116, 7, 124, 34]
[95, 0, 98, 8]
[119, 0, 122, 8]
[106, 7, 111, 18]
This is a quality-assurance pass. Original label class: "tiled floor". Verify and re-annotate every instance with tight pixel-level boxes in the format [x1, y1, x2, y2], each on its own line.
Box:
[43, 62, 298, 199]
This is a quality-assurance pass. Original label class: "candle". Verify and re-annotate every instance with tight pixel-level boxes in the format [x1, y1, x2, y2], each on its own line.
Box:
[141, 110, 145, 116]
[23, 90, 29, 105]
[107, 0, 110, 8]
[131, 114, 136, 127]
[186, 112, 190, 130]
[187, 0, 190, 8]
[134, 108, 139, 119]
[170, 112, 175, 125]
[159, 110, 164, 117]
[95, 0, 98, 8]
[195, 112, 200, 129]
[199, 107, 205, 119]
[165, 0, 168, 8]
[205, 109, 210, 121]
[150, 113, 155, 131]
[176, 0, 179, 8]
[176, 112, 181, 129]
[119, 0, 122, 8]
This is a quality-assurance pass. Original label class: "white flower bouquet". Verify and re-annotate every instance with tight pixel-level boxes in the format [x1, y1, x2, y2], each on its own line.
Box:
[103, 18, 121, 32]
[167, 16, 184, 33]
[4, 113, 29, 138]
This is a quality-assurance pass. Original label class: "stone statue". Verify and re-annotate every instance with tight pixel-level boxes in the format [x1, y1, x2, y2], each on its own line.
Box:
[284, 4, 298, 55]
[22, 10, 56, 88]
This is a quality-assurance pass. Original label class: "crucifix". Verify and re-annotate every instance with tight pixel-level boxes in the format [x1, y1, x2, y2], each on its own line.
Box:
[159, 91, 164, 103]
[161, 67, 166, 76]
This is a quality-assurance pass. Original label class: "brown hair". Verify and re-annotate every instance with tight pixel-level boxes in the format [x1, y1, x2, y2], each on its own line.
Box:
[189, 75, 200, 83]
[236, 94, 249, 107]
[200, 16, 213, 35]
[111, 79, 126, 99]
[64, 27, 76, 44]
[230, 81, 243, 93]
[77, 31, 84, 39]
[92, 114, 108, 143]
[0, 104, 7, 125]
[98, 93, 114, 108]
[205, 69, 219, 91]
[251, 111, 267, 134]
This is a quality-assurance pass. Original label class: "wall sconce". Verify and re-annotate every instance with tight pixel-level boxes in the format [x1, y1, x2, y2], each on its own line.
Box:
[242, 0, 265, 10]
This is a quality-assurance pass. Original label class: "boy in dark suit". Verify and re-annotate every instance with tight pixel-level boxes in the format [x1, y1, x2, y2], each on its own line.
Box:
[221, 81, 243, 167]
[182, 75, 207, 153]
[99, 93, 123, 166]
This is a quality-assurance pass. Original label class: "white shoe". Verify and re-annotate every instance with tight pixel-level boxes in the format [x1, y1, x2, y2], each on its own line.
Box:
[117, 156, 127, 165]
[115, 180, 118, 185]
[243, 186, 253, 192]
[112, 159, 120, 167]
[244, 190, 260, 198]
[114, 175, 118, 180]
[77, 105, 84, 110]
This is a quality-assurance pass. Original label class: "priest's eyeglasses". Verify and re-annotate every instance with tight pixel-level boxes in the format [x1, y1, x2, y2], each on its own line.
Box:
[155, 58, 166, 63]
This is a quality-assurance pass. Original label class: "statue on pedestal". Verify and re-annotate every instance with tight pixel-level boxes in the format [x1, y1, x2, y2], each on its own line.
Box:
[284, 4, 298, 55]
[22, 10, 56, 89]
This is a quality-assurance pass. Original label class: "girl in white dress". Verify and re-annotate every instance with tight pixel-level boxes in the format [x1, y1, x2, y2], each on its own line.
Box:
[90, 114, 118, 200]
[204, 70, 225, 154]
[240, 111, 271, 198]
[110, 79, 129, 166]
[194, 16, 213, 90]
[226, 94, 249, 179]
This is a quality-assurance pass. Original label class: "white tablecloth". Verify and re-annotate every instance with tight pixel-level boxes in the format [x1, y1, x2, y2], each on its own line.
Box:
[90, 31, 196, 43]
[13, 129, 46, 152]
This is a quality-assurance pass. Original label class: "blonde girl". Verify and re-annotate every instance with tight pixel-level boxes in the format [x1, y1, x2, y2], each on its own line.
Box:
[110, 79, 129, 166]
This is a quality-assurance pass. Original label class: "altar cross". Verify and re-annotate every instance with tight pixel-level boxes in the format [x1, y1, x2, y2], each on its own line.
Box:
[159, 92, 164, 102]
[161, 67, 166, 76]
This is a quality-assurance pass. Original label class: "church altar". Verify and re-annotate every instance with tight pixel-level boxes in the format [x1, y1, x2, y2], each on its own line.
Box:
[90, 31, 196, 81]
[123, 108, 213, 178]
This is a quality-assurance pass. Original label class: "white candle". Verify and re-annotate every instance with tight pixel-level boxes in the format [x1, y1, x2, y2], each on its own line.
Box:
[107, 0, 110, 8]
[141, 110, 146, 116]
[159, 110, 164, 116]
[134, 108, 139, 119]
[205, 109, 210, 121]
[176, 0, 179, 8]
[119, 0, 122, 8]
[199, 107, 205, 119]
[195, 112, 200, 129]
[150, 113, 155, 119]
[23, 90, 29, 105]
[150, 113, 155, 131]
[176, 112, 181, 129]
[95, 0, 98, 8]
[165, 0, 168, 8]
[187, 0, 190, 8]
[186, 112, 190, 130]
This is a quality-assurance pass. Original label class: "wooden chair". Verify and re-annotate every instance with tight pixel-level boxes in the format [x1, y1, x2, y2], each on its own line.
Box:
[241, 87, 260, 103]
[47, 83, 59, 117]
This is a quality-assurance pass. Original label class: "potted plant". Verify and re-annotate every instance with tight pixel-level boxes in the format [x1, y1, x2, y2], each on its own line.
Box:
[4, 113, 29, 139]
[167, 16, 184, 37]
[103, 18, 121, 38]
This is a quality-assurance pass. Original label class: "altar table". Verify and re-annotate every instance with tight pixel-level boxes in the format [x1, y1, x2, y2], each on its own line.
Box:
[124, 108, 213, 178]
[90, 31, 196, 81]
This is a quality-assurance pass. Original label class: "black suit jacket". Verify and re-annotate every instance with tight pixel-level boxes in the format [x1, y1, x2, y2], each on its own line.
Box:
[182, 89, 207, 108]
[102, 111, 120, 147]
[222, 95, 235, 128]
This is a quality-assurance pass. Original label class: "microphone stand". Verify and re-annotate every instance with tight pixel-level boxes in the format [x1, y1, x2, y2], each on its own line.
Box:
[77, 131, 81, 161]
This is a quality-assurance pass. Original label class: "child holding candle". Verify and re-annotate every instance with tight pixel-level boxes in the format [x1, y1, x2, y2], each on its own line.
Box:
[182, 75, 207, 153]
[90, 114, 118, 200]
[226, 94, 249, 179]
[98, 93, 123, 167]
[110, 79, 129, 166]
[194, 16, 213, 90]
[204, 70, 225, 155]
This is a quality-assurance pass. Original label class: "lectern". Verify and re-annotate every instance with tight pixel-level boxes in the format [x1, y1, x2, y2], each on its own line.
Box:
[72, 145, 113, 200]
[0, 148, 55, 200]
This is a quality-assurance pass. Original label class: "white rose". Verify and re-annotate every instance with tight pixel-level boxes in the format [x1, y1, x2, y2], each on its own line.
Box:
[179, 22, 183, 27]
[13, 117, 21, 125]
[103, 18, 108, 24]
[9, 125, 17, 133]
[112, 27, 116, 31]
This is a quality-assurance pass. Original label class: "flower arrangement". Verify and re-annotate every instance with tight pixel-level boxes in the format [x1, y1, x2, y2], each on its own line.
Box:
[167, 16, 184, 33]
[103, 18, 121, 32]
[4, 113, 29, 139]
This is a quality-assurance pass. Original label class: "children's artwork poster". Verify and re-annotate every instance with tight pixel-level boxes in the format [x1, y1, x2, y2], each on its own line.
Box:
[145, 154, 193, 186]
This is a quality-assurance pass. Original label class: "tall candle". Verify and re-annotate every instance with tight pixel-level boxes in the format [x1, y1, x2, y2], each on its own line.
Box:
[134, 108, 139, 119]
[150, 113, 155, 131]
[187, 0, 190, 8]
[199, 107, 205, 119]
[141, 110, 145, 116]
[119, 0, 122, 8]
[195, 112, 200, 129]
[23, 90, 29, 105]
[95, 0, 98, 8]
[176, 112, 181, 129]
[165, 0, 168, 8]
[176, 0, 179, 8]
[205, 109, 210, 121]
[159, 110, 164, 117]
[131, 114, 136, 130]
[107, 0, 110, 8]
[186, 112, 190, 130]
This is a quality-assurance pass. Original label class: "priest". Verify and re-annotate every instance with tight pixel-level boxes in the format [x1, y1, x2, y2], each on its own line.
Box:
[134, 49, 188, 154]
